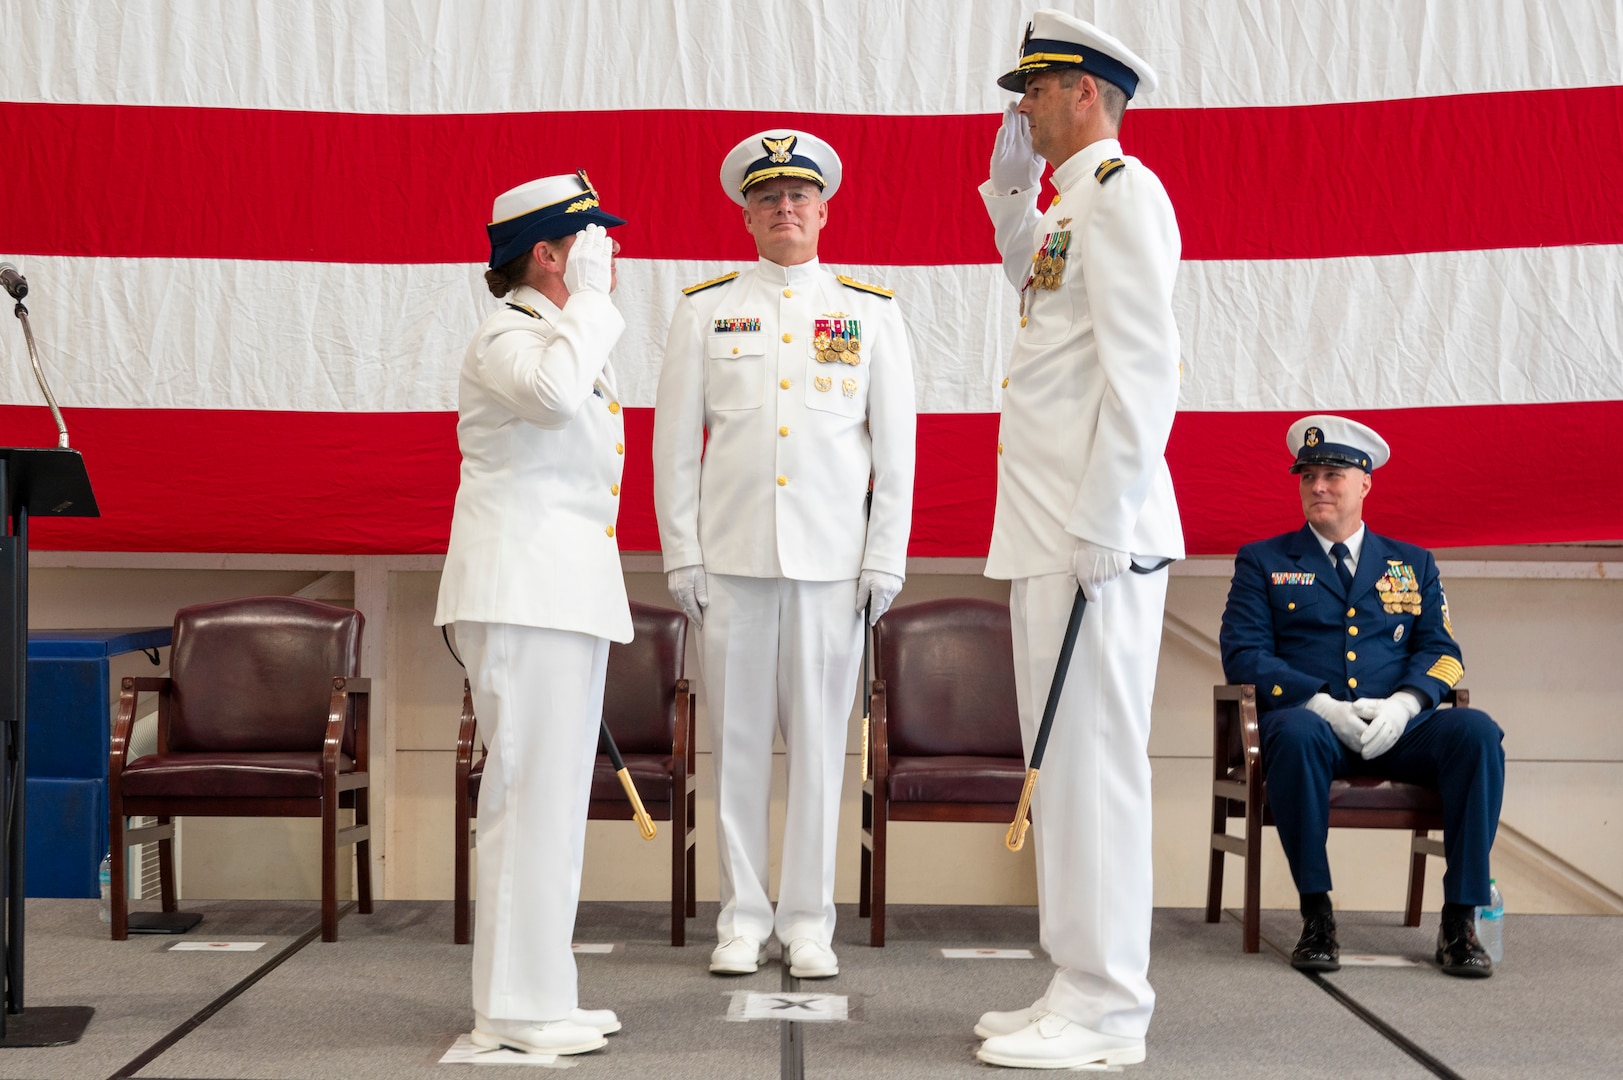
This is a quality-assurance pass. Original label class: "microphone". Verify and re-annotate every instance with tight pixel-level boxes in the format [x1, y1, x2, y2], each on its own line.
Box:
[0, 262, 26, 301]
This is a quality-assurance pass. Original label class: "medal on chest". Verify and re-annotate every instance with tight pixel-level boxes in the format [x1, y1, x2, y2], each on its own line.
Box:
[1018, 227, 1073, 325]
[814, 315, 862, 365]
[1375, 561, 1422, 615]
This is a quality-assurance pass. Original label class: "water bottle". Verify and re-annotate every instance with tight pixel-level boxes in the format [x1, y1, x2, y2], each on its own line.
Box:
[98, 851, 112, 924]
[1475, 878, 1504, 963]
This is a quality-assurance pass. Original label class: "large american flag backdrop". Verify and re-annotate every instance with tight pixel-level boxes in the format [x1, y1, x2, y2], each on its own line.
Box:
[3, 0, 1620, 556]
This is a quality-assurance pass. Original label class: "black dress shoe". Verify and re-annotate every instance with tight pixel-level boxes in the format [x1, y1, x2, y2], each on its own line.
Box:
[1436, 918, 1494, 978]
[1291, 913, 1340, 972]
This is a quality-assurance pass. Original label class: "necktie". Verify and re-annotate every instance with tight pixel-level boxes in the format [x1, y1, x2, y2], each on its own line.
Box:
[1330, 541, 1354, 592]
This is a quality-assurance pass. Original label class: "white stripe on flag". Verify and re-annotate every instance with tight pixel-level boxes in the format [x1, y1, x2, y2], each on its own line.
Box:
[8, 248, 1620, 414]
[4, 0, 1619, 112]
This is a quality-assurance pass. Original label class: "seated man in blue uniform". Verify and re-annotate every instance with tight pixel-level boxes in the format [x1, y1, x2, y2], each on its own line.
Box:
[1218, 414, 1505, 978]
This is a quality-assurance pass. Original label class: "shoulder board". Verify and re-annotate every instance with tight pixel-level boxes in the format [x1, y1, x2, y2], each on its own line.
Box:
[1094, 158, 1127, 185]
[682, 271, 739, 296]
[836, 274, 894, 300]
[505, 302, 542, 319]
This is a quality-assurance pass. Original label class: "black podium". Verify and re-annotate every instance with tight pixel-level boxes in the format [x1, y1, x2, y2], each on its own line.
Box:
[1, 447, 98, 1045]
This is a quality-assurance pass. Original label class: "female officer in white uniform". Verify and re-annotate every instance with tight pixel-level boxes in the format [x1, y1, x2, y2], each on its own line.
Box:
[434, 171, 631, 1057]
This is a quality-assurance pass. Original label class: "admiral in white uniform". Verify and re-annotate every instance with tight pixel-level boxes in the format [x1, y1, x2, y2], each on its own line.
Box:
[653, 130, 917, 979]
[435, 172, 630, 1057]
[972, 11, 1182, 1071]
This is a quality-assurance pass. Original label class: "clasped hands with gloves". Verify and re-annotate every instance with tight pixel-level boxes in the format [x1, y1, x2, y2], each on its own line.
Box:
[666, 566, 903, 629]
[1307, 689, 1423, 760]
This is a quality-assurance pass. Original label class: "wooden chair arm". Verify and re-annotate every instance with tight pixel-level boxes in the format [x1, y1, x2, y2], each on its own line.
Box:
[111, 675, 171, 777]
[1212, 683, 1262, 782]
[1445, 687, 1468, 708]
[671, 678, 695, 774]
[869, 679, 890, 785]
[323, 676, 370, 773]
[455, 680, 480, 771]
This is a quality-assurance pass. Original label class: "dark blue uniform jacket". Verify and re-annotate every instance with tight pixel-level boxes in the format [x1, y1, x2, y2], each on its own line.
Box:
[1220, 525, 1463, 723]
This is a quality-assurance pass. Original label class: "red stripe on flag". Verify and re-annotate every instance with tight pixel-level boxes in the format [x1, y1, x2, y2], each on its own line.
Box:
[4, 86, 1621, 264]
[9, 401, 1619, 556]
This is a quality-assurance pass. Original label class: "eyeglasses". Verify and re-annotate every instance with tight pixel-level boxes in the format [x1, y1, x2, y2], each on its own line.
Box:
[747, 189, 818, 208]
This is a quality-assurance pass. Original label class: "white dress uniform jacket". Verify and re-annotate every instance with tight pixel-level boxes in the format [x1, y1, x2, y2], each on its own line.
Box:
[434, 283, 633, 643]
[653, 258, 915, 580]
[979, 138, 1184, 574]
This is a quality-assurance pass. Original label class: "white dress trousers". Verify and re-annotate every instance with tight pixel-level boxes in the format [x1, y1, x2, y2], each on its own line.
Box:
[1010, 569, 1167, 1039]
[701, 574, 862, 947]
[459, 621, 609, 1022]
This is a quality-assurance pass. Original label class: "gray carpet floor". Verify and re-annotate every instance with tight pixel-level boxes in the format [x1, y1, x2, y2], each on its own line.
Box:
[1, 898, 1617, 1078]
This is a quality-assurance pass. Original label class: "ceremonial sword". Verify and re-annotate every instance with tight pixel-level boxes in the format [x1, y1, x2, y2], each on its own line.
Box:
[859, 599, 872, 782]
[599, 724, 657, 840]
[1005, 587, 1086, 851]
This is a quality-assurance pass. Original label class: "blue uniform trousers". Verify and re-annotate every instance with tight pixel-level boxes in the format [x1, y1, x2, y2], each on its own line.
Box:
[1259, 706, 1505, 907]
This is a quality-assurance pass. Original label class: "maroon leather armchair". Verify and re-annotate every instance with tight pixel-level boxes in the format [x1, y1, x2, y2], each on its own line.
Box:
[454, 601, 696, 945]
[108, 595, 372, 942]
[1206, 683, 1458, 952]
[859, 597, 1027, 946]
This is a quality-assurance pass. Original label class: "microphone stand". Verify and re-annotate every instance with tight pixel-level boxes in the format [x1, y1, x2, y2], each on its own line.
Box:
[11, 287, 70, 449]
[1, 271, 98, 1046]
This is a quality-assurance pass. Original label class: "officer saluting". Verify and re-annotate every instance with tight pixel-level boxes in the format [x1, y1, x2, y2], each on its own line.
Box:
[1220, 415, 1505, 978]
[972, 9, 1183, 1071]
[653, 130, 917, 979]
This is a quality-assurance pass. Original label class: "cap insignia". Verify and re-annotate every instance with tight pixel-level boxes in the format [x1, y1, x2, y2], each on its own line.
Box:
[763, 135, 796, 164]
[1305, 427, 1321, 448]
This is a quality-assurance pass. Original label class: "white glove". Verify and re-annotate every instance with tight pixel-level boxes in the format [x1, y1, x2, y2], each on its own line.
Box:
[666, 564, 708, 628]
[855, 570, 904, 625]
[989, 103, 1045, 194]
[1071, 541, 1131, 603]
[1306, 692, 1367, 753]
[1352, 690, 1422, 760]
[562, 223, 614, 296]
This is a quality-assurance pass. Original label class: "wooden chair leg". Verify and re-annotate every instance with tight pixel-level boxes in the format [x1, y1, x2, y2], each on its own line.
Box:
[685, 822, 697, 918]
[858, 788, 872, 919]
[670, 804, 685, 947]
[1205, 798, 1227, 923]
[109, 813, 129, 941]
[868, 797, 888, 948]
[454, 794, 472, 945]
[1404, 830, 1429, 927]
[157, 816, 178, 912]
[1242, 807, 1262, 954]
[321, 792, 338, 942]
[354, 792, 374, 915]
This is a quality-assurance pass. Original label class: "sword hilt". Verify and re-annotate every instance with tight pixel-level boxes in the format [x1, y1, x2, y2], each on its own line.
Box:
[617, 767, 657, 840]
[1005, 768, 1037, 851]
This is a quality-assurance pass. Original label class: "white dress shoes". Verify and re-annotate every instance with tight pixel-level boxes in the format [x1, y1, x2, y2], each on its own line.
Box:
[974, 1003, 1042, 1039]
[471, 1013, 607, 1056]
[785, 937, 839, 978]
[569, 1007, 622, 1035]
[709, 936, 769, 974]
[976, 1011, 1145, 1069]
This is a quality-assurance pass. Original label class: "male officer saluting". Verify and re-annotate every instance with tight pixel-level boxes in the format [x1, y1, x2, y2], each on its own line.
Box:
[653, 130, 916, 979]
[1220, 415, 1505, 978]
[973, 10, 1182, 1071]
